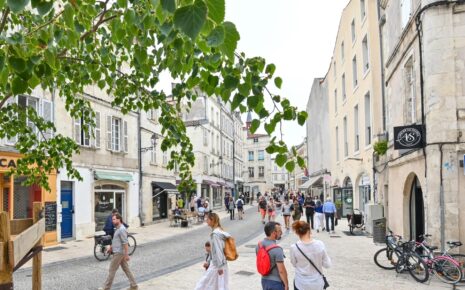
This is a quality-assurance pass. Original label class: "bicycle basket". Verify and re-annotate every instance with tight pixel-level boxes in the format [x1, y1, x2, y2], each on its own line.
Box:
[352, 214, 363, 225]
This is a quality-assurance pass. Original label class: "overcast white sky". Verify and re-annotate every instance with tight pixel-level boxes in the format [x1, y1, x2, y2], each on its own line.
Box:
[225, 0, 349, 146]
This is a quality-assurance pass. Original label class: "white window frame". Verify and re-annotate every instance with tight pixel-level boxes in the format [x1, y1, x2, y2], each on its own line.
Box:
[334, 89, 338, 114]
[351, 19, 356, 43]
[106, 115, 127, 152]
[352, 55, 358, 88]
[342, 74, 346, 102]
[360, 0, 366, 21]
[354, 105, 359, 152]
[343, 116, 348, 157]
[341, 41, 345, 62]
[336, 126, 340, 162]
[362, 35, 370, 73]
[364, 92, 372, 146]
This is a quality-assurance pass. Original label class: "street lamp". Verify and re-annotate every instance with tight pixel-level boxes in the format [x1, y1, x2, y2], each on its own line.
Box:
[140, 133, 159, 152]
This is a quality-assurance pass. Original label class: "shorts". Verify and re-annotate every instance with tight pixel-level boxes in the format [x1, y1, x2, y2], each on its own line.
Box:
[261, 279, 285, 290]
[260, 208, 266, 217]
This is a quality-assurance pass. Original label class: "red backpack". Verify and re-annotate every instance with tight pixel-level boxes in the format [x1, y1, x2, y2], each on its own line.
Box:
[256, 241, 280, 276]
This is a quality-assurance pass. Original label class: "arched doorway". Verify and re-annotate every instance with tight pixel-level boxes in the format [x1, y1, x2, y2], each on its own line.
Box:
[409, 176, 424, 241]
[358, 174, 371, 212]
[334, 177, 353, 218]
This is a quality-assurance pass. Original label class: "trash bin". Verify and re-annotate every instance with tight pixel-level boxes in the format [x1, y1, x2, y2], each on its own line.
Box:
[372, 218, 386, 244]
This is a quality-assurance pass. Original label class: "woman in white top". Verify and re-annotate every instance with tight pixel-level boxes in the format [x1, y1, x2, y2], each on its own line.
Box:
[290, 221, 331, 290]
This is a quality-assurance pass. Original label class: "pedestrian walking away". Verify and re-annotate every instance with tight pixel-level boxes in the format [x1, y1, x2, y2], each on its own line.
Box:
[303, 196, 315, 229]
[291, 199, 302, 223]
[322, 197, 337, 234]
[256, 221, 289, 290]
[258, 196, 267, 224]
[99, 213, 138, 290]
[227, 196, 236, 220]
[314, 199, 324, 233]
[194, 212, 230, 290]
[236, 196, 245, 220]
[267, 198, 276, 222]
[290, 221, 331, 290]
[282, 199, 292, 230]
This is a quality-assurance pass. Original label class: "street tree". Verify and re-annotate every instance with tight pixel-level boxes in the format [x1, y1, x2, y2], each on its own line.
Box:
[0, 0, 307, 191]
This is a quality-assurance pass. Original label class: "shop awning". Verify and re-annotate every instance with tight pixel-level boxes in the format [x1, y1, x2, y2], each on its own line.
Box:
[299, 176, 323, 190]
[203, 180, 218, 186]
[94, 170, 133, 182]
[151, 181, 177, 191]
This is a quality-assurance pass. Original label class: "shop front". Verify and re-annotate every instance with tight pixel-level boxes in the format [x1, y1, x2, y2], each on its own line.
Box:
[0, 152, 58, 245]
[152, 181, 178, 221]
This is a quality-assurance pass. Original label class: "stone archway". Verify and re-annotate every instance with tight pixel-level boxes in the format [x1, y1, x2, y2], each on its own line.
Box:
[403, 173, 425, 241]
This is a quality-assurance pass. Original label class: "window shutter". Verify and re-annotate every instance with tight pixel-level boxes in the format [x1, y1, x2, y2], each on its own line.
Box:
[123, 120, 128, 152]
[106, 115, 112, 150]
[5, 97, 17, 145]
[41, 99, 53, 140]
[74, 118, 81, 145]
[94, 111, 101, 148]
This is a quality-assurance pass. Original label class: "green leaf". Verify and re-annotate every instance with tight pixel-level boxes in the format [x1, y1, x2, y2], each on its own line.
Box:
[219, 22, 240, 60]
[298, 111, 308, 126]
[206, 25, 225, 47]
[297, 156, 305, 168]
[265, 145, 276, 154]
[7, 0, 29, 13]
[117, 0, 127, 8]
[250, 119, 260, 133]
[285, 160, 295, 172]
[174, 0, 208, 40]
[231, 93, 245, 111]
[11, 77, 27, 94]
[274, 76, 282, 89]
[276, 154, 287, 167]
[264, 121, 276, 135]
[247, 95, 259, 108]
[36, 1, 53, 15]
[265, 63, 276, 75]
[63, 4, 75, 28]
[161, 0, 176, 13]
[283, 109, 294, 120]
[8, 57, 27, 73]
[206, 0, 225, 24]
[223, 75, 238, 90]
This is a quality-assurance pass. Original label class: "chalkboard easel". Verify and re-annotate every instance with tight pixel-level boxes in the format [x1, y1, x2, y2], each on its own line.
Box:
[44, 202, 57, 232]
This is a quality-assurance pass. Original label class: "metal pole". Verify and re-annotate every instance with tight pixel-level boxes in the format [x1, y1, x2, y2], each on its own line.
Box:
[233, 138, 236, 198]
[137, 110, 144, 226]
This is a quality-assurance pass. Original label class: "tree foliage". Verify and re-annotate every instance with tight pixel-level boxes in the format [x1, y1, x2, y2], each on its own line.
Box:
[0, 0, 307, 191]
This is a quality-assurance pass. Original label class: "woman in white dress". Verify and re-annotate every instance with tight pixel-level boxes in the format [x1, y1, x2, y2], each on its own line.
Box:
[290, 221, 331, 290]
[194, 212, 230, 290]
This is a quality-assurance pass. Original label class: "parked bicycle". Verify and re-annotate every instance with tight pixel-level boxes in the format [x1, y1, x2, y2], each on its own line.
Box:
[94, 233, 137, 261]
[373, 229, 402, 270]
[395, 240, 430, 283]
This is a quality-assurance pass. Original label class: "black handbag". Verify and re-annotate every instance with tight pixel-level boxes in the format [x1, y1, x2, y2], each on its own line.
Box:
[295, 244, 329, 289]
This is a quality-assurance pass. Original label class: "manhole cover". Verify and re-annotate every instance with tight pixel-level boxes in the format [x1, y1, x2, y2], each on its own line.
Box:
[236, 270, 255, 276]
[245, 244, 256, 248]
[330, 235, 341, 238]
[44, 246, 67, 252]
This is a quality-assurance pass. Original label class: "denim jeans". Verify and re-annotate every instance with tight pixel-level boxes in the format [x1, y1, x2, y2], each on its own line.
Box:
[325, 213, 335, 232]
[262, 279, 285, 290]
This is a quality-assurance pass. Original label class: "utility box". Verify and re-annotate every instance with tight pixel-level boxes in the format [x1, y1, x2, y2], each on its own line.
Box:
[373, 218, 386, 244]
[364, 204, 384, 233]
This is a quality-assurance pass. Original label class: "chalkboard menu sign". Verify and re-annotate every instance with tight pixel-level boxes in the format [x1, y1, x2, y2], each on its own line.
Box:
[45, 202, 57, 232]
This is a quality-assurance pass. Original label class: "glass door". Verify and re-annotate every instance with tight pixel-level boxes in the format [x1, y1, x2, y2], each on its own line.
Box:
[342, 188, 353, 216]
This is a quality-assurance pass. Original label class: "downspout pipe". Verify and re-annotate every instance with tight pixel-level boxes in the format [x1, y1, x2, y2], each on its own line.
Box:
[377, 0, 387, 133]
[138, 110, 144, 226]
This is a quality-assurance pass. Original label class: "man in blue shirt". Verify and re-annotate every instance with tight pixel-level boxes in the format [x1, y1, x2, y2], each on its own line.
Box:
[103, 208, 119, 237]
[322, 197, 337, 234]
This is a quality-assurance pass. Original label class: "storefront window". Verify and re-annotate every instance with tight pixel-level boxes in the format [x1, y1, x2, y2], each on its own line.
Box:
[212, 187, 221, 208]
[94, 185, 124, 231]
[13, 176, 41, 219]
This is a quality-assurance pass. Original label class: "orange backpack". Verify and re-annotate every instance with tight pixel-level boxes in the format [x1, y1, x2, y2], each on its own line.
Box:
[224, 236, 238, 261]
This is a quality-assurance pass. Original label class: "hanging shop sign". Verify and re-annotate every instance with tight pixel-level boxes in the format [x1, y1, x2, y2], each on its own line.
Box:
[394, 125, 425, 150]
[0, 158, 17, 168]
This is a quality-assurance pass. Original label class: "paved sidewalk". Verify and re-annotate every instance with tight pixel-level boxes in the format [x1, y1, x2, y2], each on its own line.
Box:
[21, 205, 244, 269]
[139, 214, 465, 290]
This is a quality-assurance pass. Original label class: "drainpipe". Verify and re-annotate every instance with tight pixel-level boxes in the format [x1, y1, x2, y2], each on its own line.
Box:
[137, 110, 144, 226]
[377, 0, 387, 133]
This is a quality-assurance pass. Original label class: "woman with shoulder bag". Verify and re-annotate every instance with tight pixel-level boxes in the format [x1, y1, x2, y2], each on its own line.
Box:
[290, 221, 331, 290]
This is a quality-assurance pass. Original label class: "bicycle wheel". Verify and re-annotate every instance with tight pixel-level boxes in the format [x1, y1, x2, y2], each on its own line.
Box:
[374, 248, 399, 270]
[433, 257, 463, 284]
[406, 252, 429, 283]
[450, 254, 465, 282]
[128, 234, 137, 256]
[94, 243, 111, 261]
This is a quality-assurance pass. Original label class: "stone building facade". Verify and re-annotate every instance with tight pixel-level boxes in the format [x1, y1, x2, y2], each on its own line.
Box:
[326, 0, 384, 218]
[378, 0, 465, 248]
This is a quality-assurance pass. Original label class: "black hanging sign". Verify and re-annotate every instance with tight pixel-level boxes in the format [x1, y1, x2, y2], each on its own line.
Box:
[394, 125, 425, 150]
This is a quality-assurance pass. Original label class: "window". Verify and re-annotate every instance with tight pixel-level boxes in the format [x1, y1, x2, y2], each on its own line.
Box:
[106, 116, 128, 152]
[162, 150, 168, 165]
[259, 166, 265, 178]
[248, 167, 254, 178]
[203, 155, 208, 173]
[354, 105, 359, 152]
[148, 109, 158, 123]
[253, 138, 259, 143]
[343, 116, 348, 157]
[341, 41, 345, 62]
[362, 35, 369, 73]
[211, 132, 214, 153]
[248, 151, 254, 161]
[203, 128, 208, 146]
[365, 92, 372, 145]
[211, 108, 214, 125]
[216, 135, 219, 154]
[334, 89, 338, 113]
[342, 74, 346, 101]
[351, 19, 356, 43]
[401, 0, 412, 29]
[151, 144, 157, 164]
[258, 150, 264, 161]
[352, 56, 358, 88]
[360, 0, 366, 20]
[336, 126, 340, 162]
[74, 111, 100, 148]
[404, 58, 416, 124]
[15, 95, 54, 143]
[333, 61, 336, 79]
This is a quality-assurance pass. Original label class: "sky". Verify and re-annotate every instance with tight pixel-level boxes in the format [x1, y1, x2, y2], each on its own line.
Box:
[225, 0, 350, 146]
